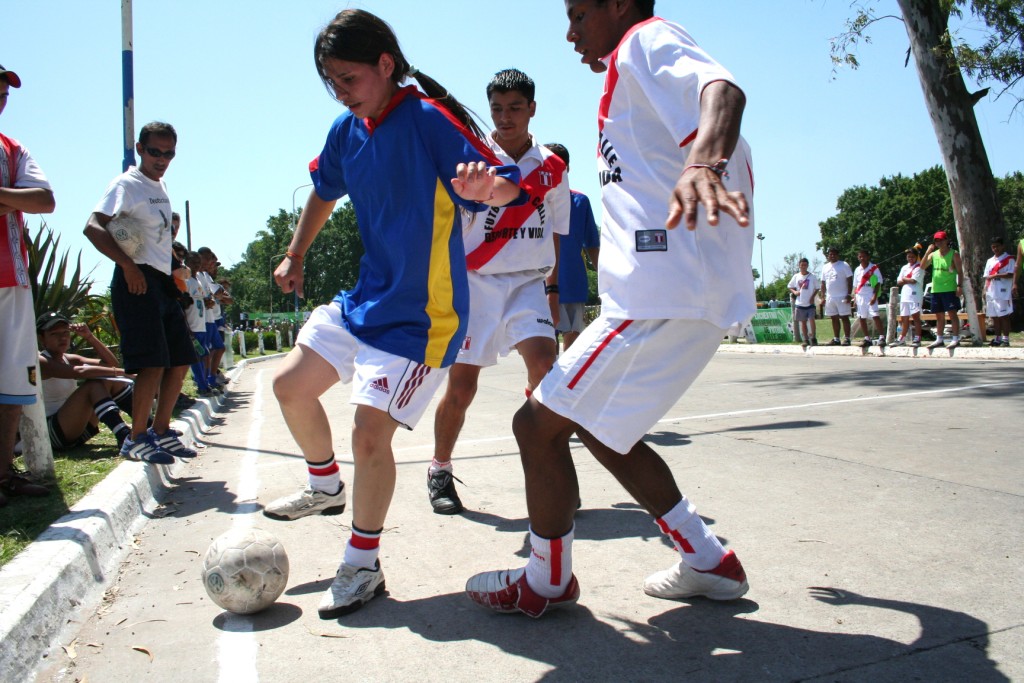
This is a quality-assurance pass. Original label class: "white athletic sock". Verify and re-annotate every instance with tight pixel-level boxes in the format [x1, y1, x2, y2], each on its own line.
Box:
[656, 497, 726, 571]
[525, 526, 573, 598]
[428, 457, 453, 476]
[307, 455, 341, 494]
[343, 526, 381, 569]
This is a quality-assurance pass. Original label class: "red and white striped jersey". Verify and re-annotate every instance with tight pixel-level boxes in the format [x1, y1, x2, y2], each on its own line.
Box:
[0, 133, 51, 288]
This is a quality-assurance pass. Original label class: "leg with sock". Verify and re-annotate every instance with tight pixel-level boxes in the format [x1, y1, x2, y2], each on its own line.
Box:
[429, 363, 479, 513]
[93, 398, 131, 447]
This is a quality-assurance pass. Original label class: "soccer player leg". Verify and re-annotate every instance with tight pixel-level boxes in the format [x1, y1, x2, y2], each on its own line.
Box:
[507, 276, 558, 394]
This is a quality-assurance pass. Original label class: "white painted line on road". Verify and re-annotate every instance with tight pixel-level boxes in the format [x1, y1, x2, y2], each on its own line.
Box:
[395, 379, 1024, 454]
[217, 369, 264, 683]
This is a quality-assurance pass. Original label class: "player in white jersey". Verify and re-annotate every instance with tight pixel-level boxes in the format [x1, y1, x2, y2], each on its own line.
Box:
[820, 247, 854, 346]
[983, 236, 1015, 346]
[787, 257, 819, 348]
[428, 69, 570, 514]
[467, 0, 753, 617]
[852, 249, 885, 348]
[894, 248, 924, 347]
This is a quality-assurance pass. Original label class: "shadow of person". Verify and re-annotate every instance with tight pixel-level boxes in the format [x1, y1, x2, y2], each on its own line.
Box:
[322, 587, 1006, 682]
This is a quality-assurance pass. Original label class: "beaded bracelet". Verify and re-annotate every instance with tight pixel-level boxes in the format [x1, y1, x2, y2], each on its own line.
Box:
[683, 158, 730, 180]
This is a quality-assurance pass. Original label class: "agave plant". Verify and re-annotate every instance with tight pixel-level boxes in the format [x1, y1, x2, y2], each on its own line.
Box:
[25, 220, 98, 322]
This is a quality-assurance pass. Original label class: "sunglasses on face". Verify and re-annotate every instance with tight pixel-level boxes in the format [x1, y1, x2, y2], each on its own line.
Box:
[143, 146, 176, 159]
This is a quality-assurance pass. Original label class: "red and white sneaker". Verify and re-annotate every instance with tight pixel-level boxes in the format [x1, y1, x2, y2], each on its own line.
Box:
[643, 550, 749, 601]
[465, 567, 580, 618]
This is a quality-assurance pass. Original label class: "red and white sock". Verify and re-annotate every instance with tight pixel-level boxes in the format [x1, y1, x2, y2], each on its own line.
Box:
[656, 497, 726, 571]
[428, 457, 452, 476]
[525, 526, 573, 598]
[307, 455, 341, 494]
[343, 526, 381, 569]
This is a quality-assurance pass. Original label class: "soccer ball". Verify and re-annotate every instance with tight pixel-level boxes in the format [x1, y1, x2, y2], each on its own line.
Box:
[202, 527, 290, 614]
[105, 214, 146, 258]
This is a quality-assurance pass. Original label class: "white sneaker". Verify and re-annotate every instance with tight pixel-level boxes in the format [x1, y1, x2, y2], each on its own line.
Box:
[643, 550, 749, 601]
[318, 561, 385, 619]
[465, 566, 580, 617]
[263, 483, 346, 520]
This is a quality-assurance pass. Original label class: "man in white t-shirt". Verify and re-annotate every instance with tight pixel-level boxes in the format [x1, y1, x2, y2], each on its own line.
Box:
[983, 236, 1015, 346]
[197, 247, 226, 389]
[467, 0, 753, 616]
[894, 248, 924, 347]
[184, 251, 214, 394]
[820, 247, 853, 346]
[787, 257, 819, 348]
[428, 68, 570, 514]
[84, 122, 197, 464]
[852, 249, 886, 348]
[0, 64, 54, 505]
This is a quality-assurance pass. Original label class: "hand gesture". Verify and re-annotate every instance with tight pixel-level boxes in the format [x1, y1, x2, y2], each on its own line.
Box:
[274, 255, 304, 298]
[667, 167, 749, 231]
[452, 161, 497, 203]
[69, 322, 94, 340]
[808, 587, 859, 606]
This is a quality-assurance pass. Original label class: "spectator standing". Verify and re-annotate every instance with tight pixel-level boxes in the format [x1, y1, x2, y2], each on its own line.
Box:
[467, 0, 754, 616]
[197, 247, 226, 389]
[184, 252, 214, 395]
[921, 231, 964, 349]
[787, 257, 818, 348]
[820, 247, 853, 346]
[545, 143, 600, 352]
[852, 249, 886, 348]
[894, 248, 924, 347]
[428, 68, 570, 515]
[37, 313, 135, 450]
[983, 236, 1014, 346]
[0, 64, 54, 504]
[83, 121, 196, 464]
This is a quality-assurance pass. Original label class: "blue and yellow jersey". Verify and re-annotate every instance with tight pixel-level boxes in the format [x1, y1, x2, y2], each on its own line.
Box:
[311, 86, 521, 368]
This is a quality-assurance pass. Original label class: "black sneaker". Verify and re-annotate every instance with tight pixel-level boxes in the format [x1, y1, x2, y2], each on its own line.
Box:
[428, 469, 464, 515]
[827, 338, 841, 346]
[810, 337, 818, 346]
[842, 338, 852, 346]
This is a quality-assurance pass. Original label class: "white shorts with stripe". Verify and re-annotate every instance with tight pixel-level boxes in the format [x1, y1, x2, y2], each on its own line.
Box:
[986, 296, 1013, 318]
[458, 270, 555, 367]
[854, 296, 879, 319]
[899, 301, 922, 317]
[0, 286, 39, 405]
[533, 315, 723, 455]
[296, 303, 448, 430]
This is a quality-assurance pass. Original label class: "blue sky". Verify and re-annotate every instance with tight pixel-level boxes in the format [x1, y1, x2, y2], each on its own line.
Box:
[4, 1, 1020, 292]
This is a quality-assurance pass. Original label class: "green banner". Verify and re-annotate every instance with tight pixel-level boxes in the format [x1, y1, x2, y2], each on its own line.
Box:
[750, 309, 793, 343]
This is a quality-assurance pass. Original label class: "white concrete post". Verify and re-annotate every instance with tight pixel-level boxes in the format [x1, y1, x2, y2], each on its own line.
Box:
[222, 327, 234, 369]
[238, 330, 247, 357]
[275, 329, 282, 353]
[288, 326, 294, 348]
[257, 332, 265, 355]
[887, 286, 900, 343]
[20, 356, 54, 478]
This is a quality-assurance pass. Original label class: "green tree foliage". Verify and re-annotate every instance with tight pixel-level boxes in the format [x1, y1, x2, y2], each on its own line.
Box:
[953, 0, 1024, 112]
[223, 203, 364, 320]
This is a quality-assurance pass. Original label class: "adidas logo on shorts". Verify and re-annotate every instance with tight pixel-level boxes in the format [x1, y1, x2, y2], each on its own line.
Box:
[370, 377, 390, 394]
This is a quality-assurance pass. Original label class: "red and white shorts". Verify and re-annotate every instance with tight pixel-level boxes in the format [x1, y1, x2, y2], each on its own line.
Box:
[458, 270, 555, 367]
[296, 303, 448, 430]
[0, 286, 39, 405]
[534, 315, 723, 455]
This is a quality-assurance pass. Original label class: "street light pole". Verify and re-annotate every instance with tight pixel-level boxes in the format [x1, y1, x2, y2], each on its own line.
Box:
[291, 183, 314, 316]
[756, 233, 766, 292]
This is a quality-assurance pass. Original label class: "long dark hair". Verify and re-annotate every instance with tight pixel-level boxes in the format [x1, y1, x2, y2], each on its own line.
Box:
[314, 9, 484, 139]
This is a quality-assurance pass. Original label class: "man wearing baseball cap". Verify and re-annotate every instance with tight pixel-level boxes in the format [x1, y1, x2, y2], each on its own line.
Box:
[921, 231, 965, 349]
[0, 64, 55, 505]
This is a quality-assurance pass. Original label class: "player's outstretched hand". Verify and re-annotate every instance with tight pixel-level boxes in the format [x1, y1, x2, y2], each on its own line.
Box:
[667, 167, 749, 231]
[274, 255, 304, 299]
[452, 161, 498, 203]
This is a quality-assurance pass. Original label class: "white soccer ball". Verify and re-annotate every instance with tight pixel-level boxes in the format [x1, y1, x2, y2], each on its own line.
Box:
[202, 527, 290, 614]
[105, 214, 146, 259]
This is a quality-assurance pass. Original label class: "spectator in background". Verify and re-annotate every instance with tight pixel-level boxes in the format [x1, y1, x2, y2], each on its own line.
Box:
[820, 247, 853, 346]
[171, 211, 181, 240]
[212, 266, 233, 386]
[83, 121, 196, 464]
[787, 257, 818, 348]
[852, 249, 886, 348]
[920, 231, 964, 349]
[0, 63, 54, 505]
[184, 252, 214, 395]
[545, 143, 599, 352]
[37, 312, 135, 450]
[983, 236, 1014, 347]
[894, 248, 924, 347]
[197, 247, 228, 389]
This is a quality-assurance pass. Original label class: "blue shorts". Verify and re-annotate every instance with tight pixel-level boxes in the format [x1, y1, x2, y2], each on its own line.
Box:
[205, 322, 225, 350]
[931, 291, 961, 313]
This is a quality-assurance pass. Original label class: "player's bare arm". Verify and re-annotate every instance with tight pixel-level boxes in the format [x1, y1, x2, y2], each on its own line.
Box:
[668, 80, 748, 230]
[452, 161, 520, 206]
[277, 191, 337, 299]
[83, 211, 147, 295]
[0, 186, 54, 214]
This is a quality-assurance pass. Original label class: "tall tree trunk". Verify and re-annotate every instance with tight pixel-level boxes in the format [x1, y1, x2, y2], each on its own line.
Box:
[898, 0, 1008, 341]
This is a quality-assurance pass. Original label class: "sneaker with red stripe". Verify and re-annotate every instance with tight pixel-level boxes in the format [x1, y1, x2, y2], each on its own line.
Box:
[465, 567, 580, 618]
[643, 550, 749, 601]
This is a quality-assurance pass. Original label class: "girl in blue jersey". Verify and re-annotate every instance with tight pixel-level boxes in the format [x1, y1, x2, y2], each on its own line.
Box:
[261, 9, 523, 619]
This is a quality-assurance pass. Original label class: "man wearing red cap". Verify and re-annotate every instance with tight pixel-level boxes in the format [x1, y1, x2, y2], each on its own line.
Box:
[0, 64, 55, 505]
[921, 231, 964, 349]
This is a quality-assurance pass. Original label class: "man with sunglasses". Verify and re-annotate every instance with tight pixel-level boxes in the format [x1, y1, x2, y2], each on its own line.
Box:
[84, 122, 197, 464]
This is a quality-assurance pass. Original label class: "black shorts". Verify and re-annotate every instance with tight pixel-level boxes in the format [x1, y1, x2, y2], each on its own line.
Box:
[47, 413, 100, 451]
[931, 291, 961, 313]
[111, 265, 198, 373]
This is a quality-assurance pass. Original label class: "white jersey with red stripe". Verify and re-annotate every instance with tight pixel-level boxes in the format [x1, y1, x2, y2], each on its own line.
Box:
[985, 253, 1014, 299]
[93, 167, 174, 275]
[462, 134, 570, 276]
[897, 263, 924, 305]
[0, 133, 51, 289]
[595, 17, 755, 327]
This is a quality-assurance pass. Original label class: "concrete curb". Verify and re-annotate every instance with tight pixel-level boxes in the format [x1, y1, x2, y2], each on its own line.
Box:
[0, 358, 261, 683]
